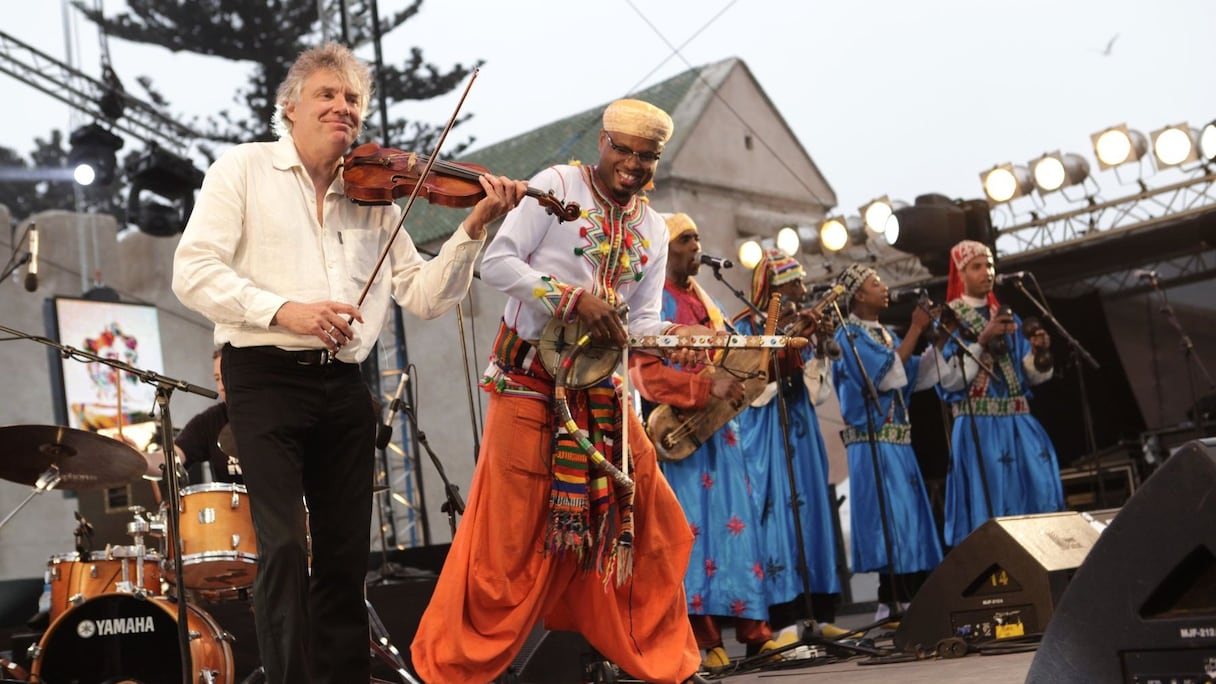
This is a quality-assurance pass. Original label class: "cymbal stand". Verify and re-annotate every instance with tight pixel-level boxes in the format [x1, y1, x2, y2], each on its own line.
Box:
[0, 321, 216, 684]
[0, 467, 61, 533]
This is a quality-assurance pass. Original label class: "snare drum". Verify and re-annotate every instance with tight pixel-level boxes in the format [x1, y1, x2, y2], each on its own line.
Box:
[31, 593, 233, 684]
[47, 548, 163, 621]
[164, 483, 257, 590]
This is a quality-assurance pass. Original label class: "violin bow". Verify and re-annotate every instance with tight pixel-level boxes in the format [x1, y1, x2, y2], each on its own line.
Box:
[350, 67, 481, 311]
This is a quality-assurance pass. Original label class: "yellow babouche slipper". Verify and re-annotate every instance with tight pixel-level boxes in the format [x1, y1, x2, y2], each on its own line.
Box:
[818, 622, 852, 640]
[702, 645, 730, 671]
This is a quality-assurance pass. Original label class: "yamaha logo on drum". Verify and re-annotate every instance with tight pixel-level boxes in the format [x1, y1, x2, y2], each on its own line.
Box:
[75, 616, 156, 638]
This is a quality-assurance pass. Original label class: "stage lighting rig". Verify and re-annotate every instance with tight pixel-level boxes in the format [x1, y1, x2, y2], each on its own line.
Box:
[126, 144, 204, 237]
[1030, 151, 1090, 195]
[1090, 124, 1148, 170]
[980, 163, 1033, 204]
[68, 123, 124, 186]
[1201, 119, 1216, 162]
[736, 238, 766, 269]
[818, 216, 850, 252]
[1150, 123, 1200, 169]
[776, 226, 801, 256]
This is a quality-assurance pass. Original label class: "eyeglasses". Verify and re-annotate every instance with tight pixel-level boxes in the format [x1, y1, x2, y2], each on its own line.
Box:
[604, 132, 662, 164]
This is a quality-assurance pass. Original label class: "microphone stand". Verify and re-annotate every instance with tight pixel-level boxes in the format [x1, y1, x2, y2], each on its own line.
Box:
[764, 327, 882, 660]
[709, 265, 767, 321]
[829, 303, 901, 623]
[0, 322, 215, 684]
[394, 389, 466, 538]
[1009, 277, 1105, 502]
[717, 295, 881, 668]
[1146, 274, 1215, 443]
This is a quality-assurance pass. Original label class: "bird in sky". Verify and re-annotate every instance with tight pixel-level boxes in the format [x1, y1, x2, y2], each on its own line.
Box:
[1098, 33, 1119, 56]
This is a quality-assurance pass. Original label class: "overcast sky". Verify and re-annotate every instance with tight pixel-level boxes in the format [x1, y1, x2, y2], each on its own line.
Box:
[5, 0, 1215, 225]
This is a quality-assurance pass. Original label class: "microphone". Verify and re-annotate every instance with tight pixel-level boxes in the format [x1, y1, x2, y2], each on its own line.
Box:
[888, 287, 926, 305]
[1133, 269, 1159, 281]
[994, 271, 1029, 286]
[698, 253, 733, 270]
[375, 372, 410, 450]
[23, 223, 38, 292]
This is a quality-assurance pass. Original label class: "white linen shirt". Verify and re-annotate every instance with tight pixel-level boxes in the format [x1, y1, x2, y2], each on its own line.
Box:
[173, 137, 483, 363]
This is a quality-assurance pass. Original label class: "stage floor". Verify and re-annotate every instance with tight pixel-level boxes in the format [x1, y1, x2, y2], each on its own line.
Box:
[696, 650, 1033, 683]
[671, 608, 1036, 684]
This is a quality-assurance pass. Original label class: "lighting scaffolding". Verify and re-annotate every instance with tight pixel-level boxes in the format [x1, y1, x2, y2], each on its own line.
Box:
[994, 170, 1216, 255]
[0, 29, 200, 154]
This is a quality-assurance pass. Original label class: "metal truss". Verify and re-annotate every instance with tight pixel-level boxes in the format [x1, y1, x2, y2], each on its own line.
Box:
[1051, 249, 1216, 300]
[993, 169, 1216, 258]
[0, 29, 200, 153]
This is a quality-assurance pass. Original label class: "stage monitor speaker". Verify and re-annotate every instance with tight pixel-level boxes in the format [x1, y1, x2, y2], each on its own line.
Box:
[1027, 438, 1216, 683]
[893, 510, 1101, 654]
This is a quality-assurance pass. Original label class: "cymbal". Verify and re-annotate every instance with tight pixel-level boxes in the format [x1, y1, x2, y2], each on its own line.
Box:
[0, 424, 148, 491]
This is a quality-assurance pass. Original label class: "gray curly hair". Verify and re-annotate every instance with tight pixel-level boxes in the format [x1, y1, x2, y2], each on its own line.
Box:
[272, 42, 374, 139]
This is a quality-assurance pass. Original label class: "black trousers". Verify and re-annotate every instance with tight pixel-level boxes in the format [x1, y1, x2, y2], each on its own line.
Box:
[222, 345, 375, 684]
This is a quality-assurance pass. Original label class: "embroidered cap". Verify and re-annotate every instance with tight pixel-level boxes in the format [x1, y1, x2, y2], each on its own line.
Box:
[748, 248, 805, 309]
[602, 99, 673, 144]
[947, 239, 999, 305]
[664, 212, 697, 242]
[837, 263, 877, 303]
[950, 240, 992, 271]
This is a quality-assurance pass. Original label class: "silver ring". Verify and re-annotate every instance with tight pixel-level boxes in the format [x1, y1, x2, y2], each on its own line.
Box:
[326, 326, 336, 336]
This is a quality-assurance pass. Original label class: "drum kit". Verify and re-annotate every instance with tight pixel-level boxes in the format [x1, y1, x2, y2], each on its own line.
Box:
[1, 423, 420, 684]
[0, 424, 251, 684]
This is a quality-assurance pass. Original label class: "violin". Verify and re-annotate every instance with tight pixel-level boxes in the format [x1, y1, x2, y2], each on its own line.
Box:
[342, 142, 581, 222]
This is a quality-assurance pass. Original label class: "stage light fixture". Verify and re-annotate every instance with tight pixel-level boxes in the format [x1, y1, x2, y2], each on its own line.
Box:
[1090, 124, 1148, 170]
[859, 196, 907, 239]
[776, 226, 801, 256]
[737, 238, 764, 270]
[818, 216, 849, 252]
[1201, 119, 1216, 162]
[980, 163, 1033, 204]
[882, 212, 900, 246]
[68, 123, 124, 186]
[126, 144, 204, 237]
[1030, 151, 1090, 194]
[860, 196, 893, 236]
[1150, 123, 1200, 169]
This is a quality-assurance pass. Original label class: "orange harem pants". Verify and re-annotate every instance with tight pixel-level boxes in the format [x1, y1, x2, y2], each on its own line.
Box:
[410, 390, 700, 684]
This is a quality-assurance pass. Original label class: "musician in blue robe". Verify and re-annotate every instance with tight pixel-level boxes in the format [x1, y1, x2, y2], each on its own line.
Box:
[830, 263, 944, 616]
[936, 240, 1063, 547]
[631, 213, 778, 670]
[732, 249, 843, 639]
